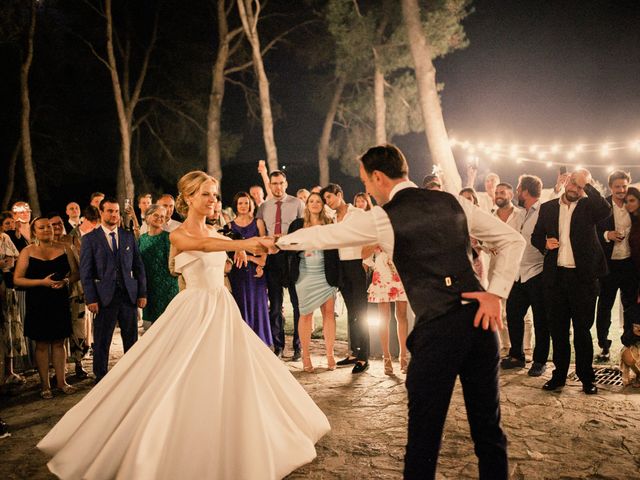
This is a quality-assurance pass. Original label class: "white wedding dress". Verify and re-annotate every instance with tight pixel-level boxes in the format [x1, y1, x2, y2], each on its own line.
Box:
[38, 246, 330, 480]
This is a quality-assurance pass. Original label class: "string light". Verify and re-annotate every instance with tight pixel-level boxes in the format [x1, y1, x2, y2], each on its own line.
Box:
[451, 137, 640, 169]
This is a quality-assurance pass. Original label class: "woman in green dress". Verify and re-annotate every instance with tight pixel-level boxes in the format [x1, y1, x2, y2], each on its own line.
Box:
[138, 205, 179, 330]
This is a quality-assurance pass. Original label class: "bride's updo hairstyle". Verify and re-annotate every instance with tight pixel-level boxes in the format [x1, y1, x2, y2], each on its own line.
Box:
[175, 171, 218, 217]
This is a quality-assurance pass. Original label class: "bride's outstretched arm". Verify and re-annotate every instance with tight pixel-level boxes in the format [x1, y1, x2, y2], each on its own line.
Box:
[170, 229, 267, 255]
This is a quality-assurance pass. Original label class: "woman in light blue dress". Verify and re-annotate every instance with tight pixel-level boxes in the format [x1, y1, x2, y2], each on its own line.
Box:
[287, 193, 340, 372]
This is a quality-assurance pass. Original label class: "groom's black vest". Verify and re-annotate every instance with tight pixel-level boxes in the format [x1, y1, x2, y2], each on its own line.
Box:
[383, 187, 483, 324]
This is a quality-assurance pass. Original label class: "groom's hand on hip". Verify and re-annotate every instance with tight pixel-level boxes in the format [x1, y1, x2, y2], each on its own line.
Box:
[87, 302, 99, 314]
[461, 291, 503, 332]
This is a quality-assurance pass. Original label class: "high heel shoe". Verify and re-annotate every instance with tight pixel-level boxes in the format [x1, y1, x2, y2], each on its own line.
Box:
[327, 355, 336, 371]
[302, 356, 315, 373]
[383, 357, 393, 375]
[400, 355, 409, 374]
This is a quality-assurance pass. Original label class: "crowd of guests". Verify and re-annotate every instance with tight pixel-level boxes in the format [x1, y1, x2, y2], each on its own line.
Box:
[2, 159, 640, 439]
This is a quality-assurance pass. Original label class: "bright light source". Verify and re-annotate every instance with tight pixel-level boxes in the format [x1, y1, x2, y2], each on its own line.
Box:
[529, 145, 538, 153]
[576, 144, 584, 153]
[546, 161, 553, 168]
[551, 144, 559, 154]
[537, 152, 546, 160]
[367, 314, 379, 327]
[600, 144, 610, 157]
[567, 151, 576, 160]
[607, 165, 616, 173]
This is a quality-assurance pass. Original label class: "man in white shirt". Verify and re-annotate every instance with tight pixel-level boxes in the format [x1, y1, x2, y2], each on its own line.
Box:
[531, 169, 611, 395]
[503, 176, 550, 377]
[491, 183, 525, 361]
[269, 145, 525, 480]
[595, 171, 635, 361]
[65, 202, 81, 234]
[157, 194, 182, 232]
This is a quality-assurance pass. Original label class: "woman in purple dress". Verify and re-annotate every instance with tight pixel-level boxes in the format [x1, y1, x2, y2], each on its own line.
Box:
[228, 192, 272, 346]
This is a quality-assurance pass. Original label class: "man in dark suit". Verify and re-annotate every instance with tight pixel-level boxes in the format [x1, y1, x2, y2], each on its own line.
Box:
[532, 169, 611, 394]
[80, 197, 147, 383]
[595, 170, 635, 362]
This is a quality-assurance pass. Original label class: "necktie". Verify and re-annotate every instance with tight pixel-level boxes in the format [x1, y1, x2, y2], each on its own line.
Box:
[274, 201, 282, 235]
[110, 231, 118, 254]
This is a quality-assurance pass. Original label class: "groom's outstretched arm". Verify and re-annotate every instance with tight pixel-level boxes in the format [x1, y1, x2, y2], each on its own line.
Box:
[276, 207, 393, 253]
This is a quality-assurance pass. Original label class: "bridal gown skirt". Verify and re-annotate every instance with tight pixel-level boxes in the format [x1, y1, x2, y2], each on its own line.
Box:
[38, 273, 330, 479]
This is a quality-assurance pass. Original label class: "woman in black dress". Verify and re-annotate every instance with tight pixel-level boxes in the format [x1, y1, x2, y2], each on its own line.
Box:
[14, 217, 79, 399]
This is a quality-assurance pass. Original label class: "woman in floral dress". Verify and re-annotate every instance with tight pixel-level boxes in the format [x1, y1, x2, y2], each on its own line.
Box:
[363, 247, 409, 375]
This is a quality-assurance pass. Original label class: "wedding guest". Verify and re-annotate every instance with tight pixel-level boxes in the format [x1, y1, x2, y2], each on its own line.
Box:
[0, 230, 26, 386]
[138, 205, 179, 331]
[467, 169, 499, 212]
[157, 194, 182, 232]
[64, 202, 81, 235]
[89, 192, 105, 209]
[9, 202, 31, 249]
[595, 171, 635, 362]
[353, 192, 373, 211]
[256, 170, 304, 360]
[504, 175, 550, 377]
[621, 186, 640, 386]
[287, 193, 339, 372]
[296, 189, 310, 204]
[13, 217, 79, 398]
[257, 160, 274, 200]
[363, 246, 409, 374]
[80, 197, 147, 383]
[138, 193, 153, 224]
[532, 169, 611, 395]
[48, 212, 87, 378]
[321, 183, 370, 374]
[249, 185, 266, 209]
[228, 192, 271, 345]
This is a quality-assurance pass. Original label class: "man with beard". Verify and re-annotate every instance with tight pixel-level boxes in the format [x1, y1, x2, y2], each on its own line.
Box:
[490, 183, 523, 362]
[501, 176, 550, 376]
[595, 171, 635, 362]
[532, 169, 611, 394]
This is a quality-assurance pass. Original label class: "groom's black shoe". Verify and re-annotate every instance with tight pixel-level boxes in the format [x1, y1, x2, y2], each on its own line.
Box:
[291, 350, 302, 361]
[582, 382, 598, 395]
[336, 356, 358, 366]
[352, 361, 369, 374]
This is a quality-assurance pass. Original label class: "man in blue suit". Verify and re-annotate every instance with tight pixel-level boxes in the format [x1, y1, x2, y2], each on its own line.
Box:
[80, 197, 147, 383]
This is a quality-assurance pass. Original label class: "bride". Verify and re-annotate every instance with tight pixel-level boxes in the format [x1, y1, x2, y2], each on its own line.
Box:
[38, 171, 330, 479]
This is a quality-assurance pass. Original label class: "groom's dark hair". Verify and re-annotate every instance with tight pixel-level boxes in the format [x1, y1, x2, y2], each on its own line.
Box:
[360, 144, 409, 179]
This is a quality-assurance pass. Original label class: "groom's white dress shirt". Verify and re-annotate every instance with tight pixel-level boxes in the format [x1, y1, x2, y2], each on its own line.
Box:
[277, 180, 525, 300]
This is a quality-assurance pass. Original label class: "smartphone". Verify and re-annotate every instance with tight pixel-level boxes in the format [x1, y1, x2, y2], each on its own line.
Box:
[559, 166, 567, 175]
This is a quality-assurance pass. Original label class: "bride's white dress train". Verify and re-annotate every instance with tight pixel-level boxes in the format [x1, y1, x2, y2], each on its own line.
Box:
[38, 248, 330, 480]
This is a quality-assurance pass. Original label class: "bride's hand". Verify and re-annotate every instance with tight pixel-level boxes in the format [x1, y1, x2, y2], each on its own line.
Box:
[234, 250, 248, 268]
[257, 237, 280, 254]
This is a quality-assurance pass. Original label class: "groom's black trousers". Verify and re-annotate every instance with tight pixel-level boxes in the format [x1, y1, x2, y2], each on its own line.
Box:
[404, 303, 508, 480]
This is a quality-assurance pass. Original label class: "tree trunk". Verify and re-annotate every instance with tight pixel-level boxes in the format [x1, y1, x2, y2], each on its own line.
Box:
[105, 0, 134, 204]
[401, 0, 461, 194]
[207, 0, 231, 183]
[2, 140, 21, 210]
[373, 60, 387, 145]
[317, 76, 346, 186]
[20, 0, 40, 216]
[237, 0, 279, 172]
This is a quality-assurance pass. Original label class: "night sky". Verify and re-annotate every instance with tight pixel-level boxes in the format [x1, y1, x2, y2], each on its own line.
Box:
[1, 0, 639, 210]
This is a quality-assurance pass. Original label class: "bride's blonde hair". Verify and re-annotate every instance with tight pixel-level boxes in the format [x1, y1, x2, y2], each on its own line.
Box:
[175, 171, 218, 217]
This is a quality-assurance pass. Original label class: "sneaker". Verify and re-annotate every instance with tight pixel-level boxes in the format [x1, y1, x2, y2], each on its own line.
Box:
[527, 362, 547, 377]
[595, 348, 610, 363]
[500, 356, 526, 370]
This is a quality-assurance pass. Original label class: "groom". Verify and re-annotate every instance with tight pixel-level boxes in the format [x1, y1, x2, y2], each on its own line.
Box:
[264, 145, 525, 479]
